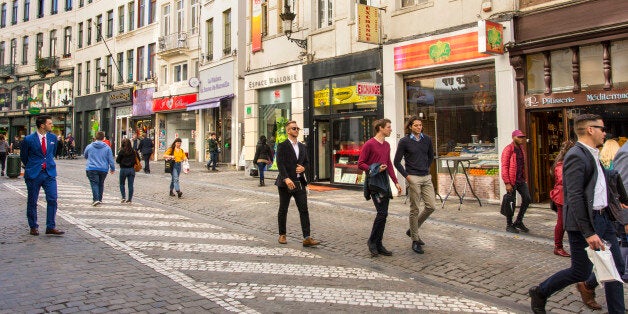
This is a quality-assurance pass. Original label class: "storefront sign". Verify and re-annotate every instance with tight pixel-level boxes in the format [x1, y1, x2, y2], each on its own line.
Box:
[246, 72, 299, 90]
[109, 89, 132, 105]
[477, 20, 504, 55]
[116, 106, 132, 117]
[153, 93, 198, 112]
[357, 4, 379, 44]
[524, 89, 628, 108]
[356, 82, 381, 96]
[133, 88, 154, 116]
[313, 86, 377, 107]
[251, 0, 263, 53]
[394, 32, 487, 71]
[199, 62, 234, 100]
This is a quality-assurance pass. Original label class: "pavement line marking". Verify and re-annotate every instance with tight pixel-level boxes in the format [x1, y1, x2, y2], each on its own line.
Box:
[125, 241, 321, 259]
[160, 258, 402, 281]
[80, 219, 224, 229]
[68, 211, 189, 219]
[104, 228, 264, 242]
[201, 282, 512, 313]
[4, 182, 259, 314]
[59, 203, 167, 212]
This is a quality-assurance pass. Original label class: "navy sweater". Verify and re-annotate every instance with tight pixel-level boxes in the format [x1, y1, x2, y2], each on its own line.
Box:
[393, 133, 434, 178]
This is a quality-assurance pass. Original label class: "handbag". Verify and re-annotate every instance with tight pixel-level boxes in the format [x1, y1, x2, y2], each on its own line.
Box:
[182, 160, 190, 174]
[585, 246, 623, 284]
[500, 192, 515, 217]
[134, 155, 142, 172]
[165, 159, 174, 173]
[249, 167, 259, 177]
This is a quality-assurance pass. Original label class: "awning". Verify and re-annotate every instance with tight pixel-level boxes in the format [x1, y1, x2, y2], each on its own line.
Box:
[186, 94, 234, 111]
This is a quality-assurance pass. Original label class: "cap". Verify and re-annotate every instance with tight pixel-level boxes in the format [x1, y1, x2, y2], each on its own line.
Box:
[512, 130, 525, 137]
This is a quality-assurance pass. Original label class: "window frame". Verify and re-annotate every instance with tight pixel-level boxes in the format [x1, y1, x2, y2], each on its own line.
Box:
[106, 10, 113, 38]
[222, 9, 230, 55]
[63, 26, 71, 56]
[118, 5, 125, 33]
[23, 0, 29, 21]
[21, 36, 28, 65]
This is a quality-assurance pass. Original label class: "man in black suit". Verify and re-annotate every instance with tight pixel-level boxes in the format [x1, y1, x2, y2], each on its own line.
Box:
[530, 114, 628, 314]
[138, 134, 154, 173]
[275, 121, 320, 247]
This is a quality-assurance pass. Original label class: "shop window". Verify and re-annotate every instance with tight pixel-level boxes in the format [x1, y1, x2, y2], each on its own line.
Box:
[312, 71, 378, 115]
[526, 53, 544, 94]
[580, 44, 604, 90]
[551, 49, 573, 92]
[258, 86, 291, 156]
[331, 116, 375, 185]
[611, 39, 628, 89]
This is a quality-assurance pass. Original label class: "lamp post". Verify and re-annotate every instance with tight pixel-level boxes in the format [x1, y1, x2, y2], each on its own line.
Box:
[279, 0, 307, 50]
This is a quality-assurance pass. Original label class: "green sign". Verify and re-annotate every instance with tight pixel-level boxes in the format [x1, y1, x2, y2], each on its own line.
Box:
[28, 107, 41, 115]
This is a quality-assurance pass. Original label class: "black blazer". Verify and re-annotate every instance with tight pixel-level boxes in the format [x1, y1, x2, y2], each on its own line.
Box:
[563, 142, 605, 238]
[274, 139, 308, 188]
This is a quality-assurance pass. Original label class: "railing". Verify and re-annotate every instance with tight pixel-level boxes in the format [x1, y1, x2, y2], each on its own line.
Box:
[158, 32, 189, 53]
[0, 64, 15, 78]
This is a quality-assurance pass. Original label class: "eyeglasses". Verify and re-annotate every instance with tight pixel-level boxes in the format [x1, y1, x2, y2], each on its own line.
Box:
[590, 125, 607, 132]
[290, 127, 301, 131]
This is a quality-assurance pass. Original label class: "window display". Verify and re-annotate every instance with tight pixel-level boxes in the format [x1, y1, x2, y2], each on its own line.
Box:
[331, 116, 375, 184]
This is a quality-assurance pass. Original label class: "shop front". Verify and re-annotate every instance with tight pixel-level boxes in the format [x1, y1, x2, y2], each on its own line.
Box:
[303, 49, 383, 186]
[509, 0, 628, 202]
[110, 89, 133, 152]
[74, 92, 112, 151]
[153, 93, 197, 159]
[384, 23, 516, 202]
[190, 62, 235, 163]
[132, 87, 155, 145]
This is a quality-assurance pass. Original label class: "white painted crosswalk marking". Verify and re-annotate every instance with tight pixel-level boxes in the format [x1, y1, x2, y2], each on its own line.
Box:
[104, 228, 263, 242]
[68, 211, 188, 219]
[125, 241, 321, 258]
[80, 219, 223, 229]
[59, 203, 167, 212]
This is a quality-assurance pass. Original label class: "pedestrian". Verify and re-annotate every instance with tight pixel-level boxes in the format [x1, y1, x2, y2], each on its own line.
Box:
[0, 134, 10, 176]
[529, 114, 628, 314]
[163, 138, 187, 198]
[393, 116, 436, 254]
[55, 135, 63, 159]
[500, 129, 532, 233]
[132, 133, 140, 152]
[614, 142, 628, 189]
[358, 118, 402, 257]
[84, 131, 116, 206]
[10, 135, 21, 155]
[116, 138, 140, 203]
[275, 121, 320, 247]
[253, 135, 274, 186]
[138, 134, 154, 173]
[600, 139, 620, 170]
[20, 115, 64, 235]
[206, 132, 219, 171]
[549, 140, 575, 258]
[65, 133, 75, 159]
[103, 135, 112, 149]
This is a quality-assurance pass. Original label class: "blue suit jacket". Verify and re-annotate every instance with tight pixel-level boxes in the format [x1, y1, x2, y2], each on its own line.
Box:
[20, 132, 58, 179]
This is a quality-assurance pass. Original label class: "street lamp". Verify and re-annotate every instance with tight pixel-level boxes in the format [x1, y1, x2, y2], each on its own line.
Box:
[279, 0, 307, 50]
[99, 69, 112, 89]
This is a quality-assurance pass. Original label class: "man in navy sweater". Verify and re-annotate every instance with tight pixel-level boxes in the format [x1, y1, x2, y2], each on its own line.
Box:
[394, 116, 436, 254]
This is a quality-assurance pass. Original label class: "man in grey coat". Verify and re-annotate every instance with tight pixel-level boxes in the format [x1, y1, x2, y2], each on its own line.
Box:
[614, 142, 628, 189]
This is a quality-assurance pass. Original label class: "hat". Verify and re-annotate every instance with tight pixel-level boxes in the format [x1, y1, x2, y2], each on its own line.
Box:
[512, 130, 526, 137]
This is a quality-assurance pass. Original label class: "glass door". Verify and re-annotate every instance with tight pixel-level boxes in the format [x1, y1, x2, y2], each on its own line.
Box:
[314, 120, 330, 181]
[529, 109, 564, 202]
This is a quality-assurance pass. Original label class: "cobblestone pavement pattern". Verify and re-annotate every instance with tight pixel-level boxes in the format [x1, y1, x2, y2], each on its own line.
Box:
[2, 159, 626, 313]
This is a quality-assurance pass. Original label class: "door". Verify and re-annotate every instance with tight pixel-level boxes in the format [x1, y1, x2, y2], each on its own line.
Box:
[314, 120, 330, 181]
[529, 110, 564, 202]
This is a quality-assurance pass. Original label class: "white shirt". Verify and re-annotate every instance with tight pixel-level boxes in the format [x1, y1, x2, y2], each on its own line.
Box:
[37, 132, 47, 149]
[290, 138, 300, 177]
[580, 141, 608, 210]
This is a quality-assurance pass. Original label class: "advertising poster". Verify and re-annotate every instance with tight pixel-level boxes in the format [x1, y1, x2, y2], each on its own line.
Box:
[251, 0, 263, 52]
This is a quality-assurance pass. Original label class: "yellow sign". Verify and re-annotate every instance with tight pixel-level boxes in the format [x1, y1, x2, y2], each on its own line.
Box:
[357, 4, 379, 44]
[313, 86, 377, 107]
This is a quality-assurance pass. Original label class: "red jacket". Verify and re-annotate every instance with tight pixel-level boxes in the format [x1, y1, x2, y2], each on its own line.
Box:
[501, 142, 527, 185]
[549, 161, 564, 206]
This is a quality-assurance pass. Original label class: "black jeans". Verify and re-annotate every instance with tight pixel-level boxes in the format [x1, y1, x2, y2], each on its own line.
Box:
[506, 182, 531, 225]
[142, 154, 151, 172]
[277, 186, 310, 238]
[368, 194, 390, 246]
[0, 152, 6, 172]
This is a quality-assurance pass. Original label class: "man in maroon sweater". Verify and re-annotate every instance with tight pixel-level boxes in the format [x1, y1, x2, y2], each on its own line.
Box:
[358, 118, 402, 257]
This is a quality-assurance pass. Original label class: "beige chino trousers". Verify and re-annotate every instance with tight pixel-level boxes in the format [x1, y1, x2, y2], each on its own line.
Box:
[407, 174, 437, 242]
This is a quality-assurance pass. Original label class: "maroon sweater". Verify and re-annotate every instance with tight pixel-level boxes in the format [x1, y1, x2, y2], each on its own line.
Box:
[358, 138, 398, 184]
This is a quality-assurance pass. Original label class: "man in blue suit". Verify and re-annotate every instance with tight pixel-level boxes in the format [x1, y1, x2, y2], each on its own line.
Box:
[20, 115, 64, 236]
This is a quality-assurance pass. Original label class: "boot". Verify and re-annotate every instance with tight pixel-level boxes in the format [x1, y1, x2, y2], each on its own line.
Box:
[259, 179, 265, 187]
[553, 246, 570, 257]
[169, 189, 175, 196]
[576, 282, 602, 310]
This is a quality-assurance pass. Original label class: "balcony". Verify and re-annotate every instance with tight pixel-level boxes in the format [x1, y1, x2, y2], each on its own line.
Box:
[36, 57, 60, 77]
[0, 64, 15, 78]
[157, 32, 189, 57]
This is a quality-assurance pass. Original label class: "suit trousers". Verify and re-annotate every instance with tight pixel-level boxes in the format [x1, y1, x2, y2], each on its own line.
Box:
[25, 171, 58, 229]
[142, 154, 151, 173]
[538, 210, 625, 313]
[277, 186, 311, 238]
[407, 174, 437, 242]
[368, 194, 390, 246]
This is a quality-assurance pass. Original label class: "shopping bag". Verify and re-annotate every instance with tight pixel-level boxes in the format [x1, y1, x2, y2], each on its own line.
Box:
[182, 160, 190, 174]
[500, 192, 515, 217]
[134, 155, 142, 172]
[249, 167, 259, 177]
[585, 246, 624, 284]
[165, 159, 174, 173]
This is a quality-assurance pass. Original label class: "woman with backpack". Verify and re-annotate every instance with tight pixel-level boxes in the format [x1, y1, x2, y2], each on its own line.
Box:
[253, 135, 274, 186]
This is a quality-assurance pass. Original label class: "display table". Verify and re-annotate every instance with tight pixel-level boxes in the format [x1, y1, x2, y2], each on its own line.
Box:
[439, 156, 483, 210]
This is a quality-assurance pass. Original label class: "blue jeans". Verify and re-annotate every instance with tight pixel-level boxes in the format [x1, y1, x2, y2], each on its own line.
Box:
[257, 162, 267, 180]
[86, 170, 108, 202]
[119, 167, 135, 201]
[207, 151, 219, 170]
[169, 162, 181, 192]
[538, 210, 625, 313]
[25, 171, 57, 229]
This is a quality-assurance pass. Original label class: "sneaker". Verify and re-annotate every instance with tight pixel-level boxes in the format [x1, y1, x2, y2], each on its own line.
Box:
[513, 221, 529, 233]
[506, 225, 519, 233]
[125, 200, 132, 204]
[92, 201, 101, 206]
[121, 199, 126, 203]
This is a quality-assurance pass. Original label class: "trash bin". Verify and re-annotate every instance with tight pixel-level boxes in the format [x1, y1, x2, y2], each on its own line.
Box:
[6, 154, 21, 178]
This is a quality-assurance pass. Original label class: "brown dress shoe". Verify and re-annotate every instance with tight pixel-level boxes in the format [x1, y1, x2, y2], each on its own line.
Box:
[45, 228, 65, 235]
[302, 237, 320, 247]
[278, 234, 287, 244]
[576, 282, 602, 310]
[30, 228, 39, 236]
[553, 247, 570, 257]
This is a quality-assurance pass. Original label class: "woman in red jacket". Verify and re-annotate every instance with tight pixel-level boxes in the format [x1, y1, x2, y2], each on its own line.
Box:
[549, 140, 575, 257]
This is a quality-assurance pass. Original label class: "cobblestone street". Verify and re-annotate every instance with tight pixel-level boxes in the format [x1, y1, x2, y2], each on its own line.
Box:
[1, 159, 626, 313]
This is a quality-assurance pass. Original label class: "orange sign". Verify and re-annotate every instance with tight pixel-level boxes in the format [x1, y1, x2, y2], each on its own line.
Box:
[394, 32, 487, 71]
[357, 4, 379, 44]
[251, 0, 263, 53]
[478, 20, 504, 55]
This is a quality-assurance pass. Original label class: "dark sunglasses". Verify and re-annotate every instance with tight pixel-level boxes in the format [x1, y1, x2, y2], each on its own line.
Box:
[590, 125, 607, 132]
[290, 127, 301, 131]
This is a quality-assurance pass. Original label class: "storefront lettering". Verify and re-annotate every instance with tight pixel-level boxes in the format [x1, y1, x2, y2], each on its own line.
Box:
[586, 92, 628, 102]
[248, 74, 298, 89]
[542, 97, 575, 105]
[109, 91, 131, 104]
[525, 88, 628, 108]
